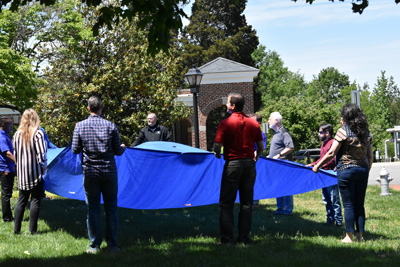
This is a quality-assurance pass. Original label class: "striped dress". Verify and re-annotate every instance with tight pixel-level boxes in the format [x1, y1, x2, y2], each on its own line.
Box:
[13, 129, 47, 191]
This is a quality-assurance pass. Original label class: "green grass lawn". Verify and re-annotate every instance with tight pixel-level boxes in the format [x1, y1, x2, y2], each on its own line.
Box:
[1, 186, 399, 267]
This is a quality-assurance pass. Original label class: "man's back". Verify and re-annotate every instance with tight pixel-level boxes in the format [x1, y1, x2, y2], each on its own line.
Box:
[215, 112, 262, 160]
[72, 115, 124, 175]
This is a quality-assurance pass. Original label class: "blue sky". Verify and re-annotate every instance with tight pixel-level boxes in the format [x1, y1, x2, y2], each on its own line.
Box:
[184, 0, 400, 89]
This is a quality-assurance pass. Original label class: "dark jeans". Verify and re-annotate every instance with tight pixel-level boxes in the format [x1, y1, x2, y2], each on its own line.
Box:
[1, 171, 15, 221]
[84, 173, 119, 249]
[337, 166, 369, 233]
[14, 180, 43, 233]
[219, 158, 256, 243]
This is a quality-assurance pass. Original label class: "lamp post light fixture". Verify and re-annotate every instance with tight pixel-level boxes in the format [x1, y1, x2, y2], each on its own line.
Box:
[185, 66, 203, 148]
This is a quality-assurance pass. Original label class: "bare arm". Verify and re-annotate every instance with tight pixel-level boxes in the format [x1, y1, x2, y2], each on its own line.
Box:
[313, 140, 341, 173]
[273, 147, 294, 159]
[6, 151, 15, 163]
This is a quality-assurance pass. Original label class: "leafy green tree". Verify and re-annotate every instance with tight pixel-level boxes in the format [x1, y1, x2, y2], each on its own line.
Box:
[180, 0, 258, 72]
[0, 0, 85, 110]
[260, 96, 340, 152]
[252, 45, 306, 108]
[4, 0, 399, 56]
[0, 21, 39, 110]
[306, 67, 351, 104]
[1, 3, 52, 68]
[35, 5, 190, 146]
[367, 71, 399, 153]
[1, 0, 190, 55]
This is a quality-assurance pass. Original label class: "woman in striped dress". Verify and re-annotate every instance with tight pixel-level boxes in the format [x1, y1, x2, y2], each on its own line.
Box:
[13, 109, 47, 235]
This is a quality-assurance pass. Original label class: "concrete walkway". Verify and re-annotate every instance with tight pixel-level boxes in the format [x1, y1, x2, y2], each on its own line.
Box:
[369, 162, 400, 190]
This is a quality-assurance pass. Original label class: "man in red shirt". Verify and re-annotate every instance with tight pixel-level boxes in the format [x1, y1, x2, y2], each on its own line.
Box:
[309, 123, 343, 226]
[213, 93, 264, 245]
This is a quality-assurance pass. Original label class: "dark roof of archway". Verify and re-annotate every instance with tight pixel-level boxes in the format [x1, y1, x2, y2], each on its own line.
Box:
[199, 57, 258, 74]
[0, 104, 20, 112]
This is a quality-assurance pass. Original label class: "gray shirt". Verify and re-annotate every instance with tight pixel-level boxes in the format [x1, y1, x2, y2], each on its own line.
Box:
[269, 126, 294, 160]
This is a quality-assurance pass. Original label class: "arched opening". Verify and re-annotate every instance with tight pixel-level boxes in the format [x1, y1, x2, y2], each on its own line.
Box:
[206, 106, 230, 151]
[174, 119, 192, 147]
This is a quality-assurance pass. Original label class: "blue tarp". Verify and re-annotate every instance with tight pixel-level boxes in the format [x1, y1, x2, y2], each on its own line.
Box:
[43, 142, 337, 210]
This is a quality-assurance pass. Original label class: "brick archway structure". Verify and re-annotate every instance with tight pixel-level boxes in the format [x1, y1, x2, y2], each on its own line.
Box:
[176, 57, 259, 150]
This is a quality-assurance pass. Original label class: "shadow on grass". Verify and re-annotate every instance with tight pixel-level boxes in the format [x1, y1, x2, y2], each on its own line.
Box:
[2, 188, 399, 266]
[38, 195, 388, 244]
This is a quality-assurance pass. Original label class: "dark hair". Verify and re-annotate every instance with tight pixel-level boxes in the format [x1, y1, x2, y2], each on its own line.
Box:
[228, 93, 245, 112]
[320, 123, 333, 136]
[88, 96, 102, 113]
[248, 113, 262, 124]
[341, 103, 369, 144]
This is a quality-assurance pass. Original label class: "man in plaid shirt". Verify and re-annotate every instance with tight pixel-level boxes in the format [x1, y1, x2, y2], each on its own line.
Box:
[72, 96, 126, 254]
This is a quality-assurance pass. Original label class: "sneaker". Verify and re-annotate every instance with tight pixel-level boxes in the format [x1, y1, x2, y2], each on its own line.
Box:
[274, 210, 284, 215]
[283, 210, 293, 216]
[3, 217, 14, 222]
[86, 247, 100, 254]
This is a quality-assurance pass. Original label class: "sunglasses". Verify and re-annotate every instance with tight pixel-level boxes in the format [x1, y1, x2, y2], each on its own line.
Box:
[319, 131, 324, 134]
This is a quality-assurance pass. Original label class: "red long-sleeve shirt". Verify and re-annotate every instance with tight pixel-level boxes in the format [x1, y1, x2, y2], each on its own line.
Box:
[310, 137, 335, 170]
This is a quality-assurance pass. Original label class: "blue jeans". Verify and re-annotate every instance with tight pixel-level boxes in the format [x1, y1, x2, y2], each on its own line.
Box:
[322, 184, 342, 224]
[337, 166, 368, 233]
[276, 195, 293, 214]
[84, 173, 119, 249]
[219, 158, 256, 243]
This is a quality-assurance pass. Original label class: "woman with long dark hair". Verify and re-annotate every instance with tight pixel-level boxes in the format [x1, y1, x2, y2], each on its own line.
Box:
[13, 109, 47, 235]
[313, 103, 373, 243]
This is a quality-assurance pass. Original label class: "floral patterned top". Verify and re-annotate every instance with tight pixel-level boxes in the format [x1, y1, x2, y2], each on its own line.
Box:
[334, 125, 372, 171]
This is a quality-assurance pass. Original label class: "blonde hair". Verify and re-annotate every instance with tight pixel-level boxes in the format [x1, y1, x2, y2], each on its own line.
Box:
[17, 109, 40, 146]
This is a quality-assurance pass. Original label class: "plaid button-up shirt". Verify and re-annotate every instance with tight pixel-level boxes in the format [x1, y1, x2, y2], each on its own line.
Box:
[72, 115, 125, 176]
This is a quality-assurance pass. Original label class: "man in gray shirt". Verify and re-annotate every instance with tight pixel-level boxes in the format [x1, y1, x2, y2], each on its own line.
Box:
[268, 112, 294, 215]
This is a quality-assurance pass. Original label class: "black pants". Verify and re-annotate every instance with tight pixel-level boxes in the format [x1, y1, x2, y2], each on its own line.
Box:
[1, 171, 15, 222]
[219, 158, 256, 243]
[14, 180, 43, 233]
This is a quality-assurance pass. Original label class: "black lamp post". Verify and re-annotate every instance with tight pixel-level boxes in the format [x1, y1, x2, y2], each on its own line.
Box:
[185, 67, 203, 148]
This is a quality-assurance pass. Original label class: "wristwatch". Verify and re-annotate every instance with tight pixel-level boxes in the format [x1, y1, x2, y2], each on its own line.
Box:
[279, 152, 283, 157]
